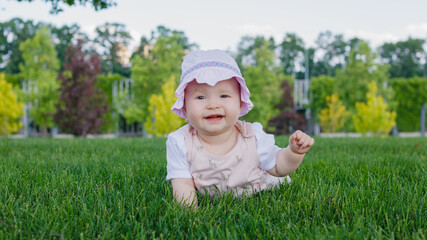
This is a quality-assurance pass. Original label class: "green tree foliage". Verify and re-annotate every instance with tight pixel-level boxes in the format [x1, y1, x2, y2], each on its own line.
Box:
[55, 41, 108, 136]
[353, 81, 396, 137]
[14, 0, 116, 14]
[235, 36, 276, 69]
[0, 18, 42, 74]
[335, 40, 392, 111]
[309, 75, 336, 118]
[145, 76, 186, 136]
[318, 94, 349, 133]
[278, 33, 305, 76]
[19, 27, 60, 136]
[123, 26, 193, 124]
[50, 23, 88, 71]
[240, 38, 282, 128]
[0, 73, 23, 135]
[97, 73, 123, 133]
[314, 31, 347, 76]
[94, 22, 132, 76]
[379, 38, 426, 78]
[391, 77, 427, 131]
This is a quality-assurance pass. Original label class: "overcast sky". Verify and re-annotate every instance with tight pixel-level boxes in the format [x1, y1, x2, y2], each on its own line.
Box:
[1, 0, 427, 52]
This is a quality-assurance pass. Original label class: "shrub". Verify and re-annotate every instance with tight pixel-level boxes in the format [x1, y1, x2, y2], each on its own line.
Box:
[0, 73, 23, 135]
[353, 81, 396, 136]
[318, 93, 349, 133]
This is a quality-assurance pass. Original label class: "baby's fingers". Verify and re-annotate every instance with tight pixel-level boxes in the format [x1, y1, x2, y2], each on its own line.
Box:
[291, 130, 302, 142]
[297, 134, 309, 145]
[300, 137, 314, 149]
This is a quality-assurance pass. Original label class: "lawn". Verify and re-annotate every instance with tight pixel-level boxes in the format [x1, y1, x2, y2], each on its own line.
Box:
[0, 136, 426, 239]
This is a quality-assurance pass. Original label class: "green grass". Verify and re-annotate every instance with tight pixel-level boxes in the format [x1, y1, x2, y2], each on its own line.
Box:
[0, 136, 426, 239]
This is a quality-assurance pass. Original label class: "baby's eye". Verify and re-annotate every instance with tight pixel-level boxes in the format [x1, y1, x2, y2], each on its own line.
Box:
[196, 96, 206, 100]
[220, 94, 229, 98]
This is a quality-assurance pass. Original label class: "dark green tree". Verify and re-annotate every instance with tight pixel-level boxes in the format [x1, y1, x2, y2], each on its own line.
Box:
[50, 23, 88, 71]
[379, 38, 425, 78]
[0, 18, 42, 74]
[391, 77, 427, 131]
[278, 33, 305, 77]
[13, 0, 116, 14]
[93, 22, 132, 76]
[235, 36, 275, 68]
[314, 31, 347, 76]
[305, 47, 316, 78]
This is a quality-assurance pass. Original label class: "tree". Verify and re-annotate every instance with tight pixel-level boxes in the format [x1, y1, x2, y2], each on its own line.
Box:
[55, 41, 108, 136]
[97, 73, 123, 133]
[379, 38, 426, 78]
[391, 77, 427, 132]
[50, 23, 88, 71]
[335, 40, 392, 111]
[19, 27, 60, 136]
[278, 33, 305, 76]
[122, 26, 194, 124]
[241, 39, 283, 128]
[314, 31, 347, 76]
[235, 36, 276, 69]
[305, 47, 316, 78]
[309, 75, 336, 118]
[145, 76, 186, 136]
[318, 94, 349, 133]
[268, 79, 306, 135]
[94, 22, 132, 76]
[353, 81, 396, 137]
[14, 0, 116, 14]
[0, 73, 23, 135]
[0, 18, 42, 74]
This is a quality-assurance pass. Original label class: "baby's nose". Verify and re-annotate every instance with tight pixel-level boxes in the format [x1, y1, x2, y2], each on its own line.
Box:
[206, 99, 220, 109]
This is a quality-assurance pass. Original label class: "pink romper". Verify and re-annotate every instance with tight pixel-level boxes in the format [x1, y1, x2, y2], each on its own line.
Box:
[179, 121, 289, 198]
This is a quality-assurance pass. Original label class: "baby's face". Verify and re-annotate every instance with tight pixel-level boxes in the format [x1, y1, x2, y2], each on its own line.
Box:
[184, 78, 242, 136]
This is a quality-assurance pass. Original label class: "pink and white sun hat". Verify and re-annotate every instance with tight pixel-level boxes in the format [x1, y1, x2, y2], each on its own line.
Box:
[171, 49, 254, 119]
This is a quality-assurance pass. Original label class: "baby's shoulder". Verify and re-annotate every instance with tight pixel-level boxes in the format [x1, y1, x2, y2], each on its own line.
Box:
[241, 121, 274, 145]
[167, 125, 190, 144]
[168, 124, 190, 137]
[238, 121, 264, 137]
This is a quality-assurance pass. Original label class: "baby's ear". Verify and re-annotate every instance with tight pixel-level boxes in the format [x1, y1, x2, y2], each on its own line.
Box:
[183, 105, 187, 117]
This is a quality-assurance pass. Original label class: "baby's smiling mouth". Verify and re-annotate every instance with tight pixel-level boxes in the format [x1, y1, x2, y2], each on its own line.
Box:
[204, 114, 224, 119]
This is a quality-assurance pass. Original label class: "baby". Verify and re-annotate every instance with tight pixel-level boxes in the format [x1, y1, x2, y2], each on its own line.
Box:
[166, 49, 314, 208]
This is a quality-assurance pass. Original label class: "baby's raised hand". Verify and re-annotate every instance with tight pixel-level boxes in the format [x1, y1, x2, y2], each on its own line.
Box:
[289, 130, 314, 154]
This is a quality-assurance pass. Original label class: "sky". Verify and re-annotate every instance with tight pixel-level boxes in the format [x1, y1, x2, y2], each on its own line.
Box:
[1, 0, 427, 52]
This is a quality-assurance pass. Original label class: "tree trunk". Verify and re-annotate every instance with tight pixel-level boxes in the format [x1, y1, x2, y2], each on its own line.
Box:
[42, 126, 48, 137]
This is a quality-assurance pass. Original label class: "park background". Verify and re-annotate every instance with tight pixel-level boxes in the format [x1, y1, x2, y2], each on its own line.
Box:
[1, 0, 426, 138]
[0, 1, 426, 239]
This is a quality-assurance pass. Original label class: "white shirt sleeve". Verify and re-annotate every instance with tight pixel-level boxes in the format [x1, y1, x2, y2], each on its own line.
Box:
[166, 131, 192, 181]
[251, 122, 281, 171]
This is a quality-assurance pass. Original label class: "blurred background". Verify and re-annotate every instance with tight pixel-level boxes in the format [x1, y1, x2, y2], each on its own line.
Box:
[0, 0, 426, 137]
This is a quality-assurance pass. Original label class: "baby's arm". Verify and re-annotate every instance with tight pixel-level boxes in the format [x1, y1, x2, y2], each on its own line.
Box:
[171, 178, 198, 209]
[267, 130, 314, 177]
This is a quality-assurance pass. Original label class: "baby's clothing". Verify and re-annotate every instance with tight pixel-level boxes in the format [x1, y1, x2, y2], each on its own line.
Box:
[166, 121, 291, 198]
